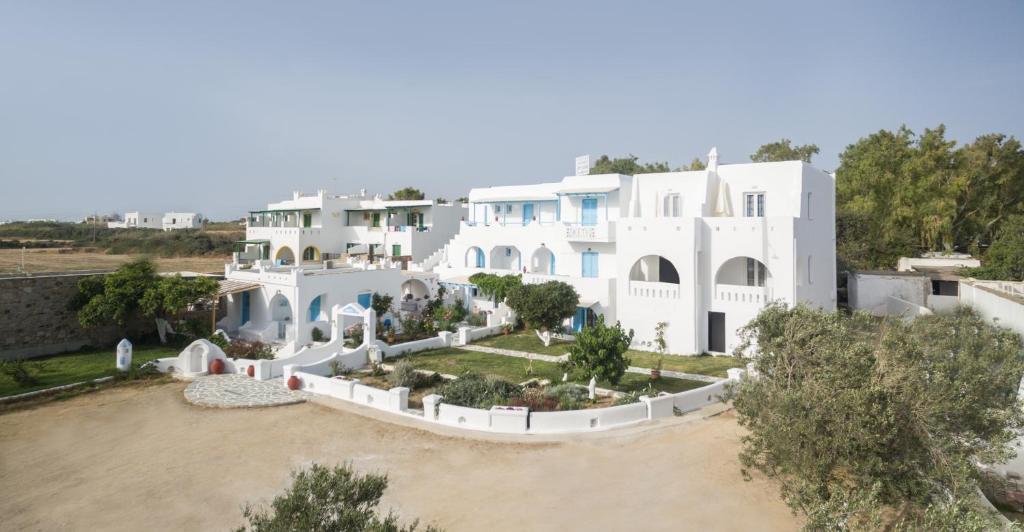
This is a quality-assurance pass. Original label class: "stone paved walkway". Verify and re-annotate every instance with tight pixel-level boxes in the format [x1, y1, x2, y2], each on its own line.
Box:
[184, 374, 310, 408]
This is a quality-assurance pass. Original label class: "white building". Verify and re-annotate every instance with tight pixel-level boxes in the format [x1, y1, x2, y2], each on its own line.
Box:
[107, 211, 163, 229]
[432, 148, 837, 355]
[162, 212, 203, 230]
[217, 190, 465, 347]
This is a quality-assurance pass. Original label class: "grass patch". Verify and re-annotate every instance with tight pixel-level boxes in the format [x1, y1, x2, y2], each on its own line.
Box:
[625, 351, 747, 378]
[472, 331, 573, 356]
[0, 344, 179, 398]
[396, 347, 708, 395]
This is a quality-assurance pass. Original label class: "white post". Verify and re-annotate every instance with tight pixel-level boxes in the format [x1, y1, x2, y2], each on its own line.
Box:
[115, 338, 133, 372]
[588, 377, 597, 400]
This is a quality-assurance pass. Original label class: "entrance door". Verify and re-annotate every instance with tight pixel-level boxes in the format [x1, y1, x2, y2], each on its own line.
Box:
[708, 312, 726, 353]
[581, 198, 598, 226]
[573, 307, 587, 332]
[277, 320, 286, 339]
[522, 203, 534, 225]
[240, 292, 250, 325]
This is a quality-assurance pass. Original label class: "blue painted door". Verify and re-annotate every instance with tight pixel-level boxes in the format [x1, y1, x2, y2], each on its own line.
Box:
[573, 307, 587, 332]
[308, 295, 321, 322]
[522, 203, 534, 225]
[357, 292, 371, 309]
[240, 292, 250, 325]
[582, 198, 598, 226]
[475, 248, 485, 268]
[581, 251, 598, 278]
[549, 253, 556, 275]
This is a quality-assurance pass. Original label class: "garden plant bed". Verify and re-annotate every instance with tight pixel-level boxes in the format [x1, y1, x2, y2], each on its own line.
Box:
[472, 331, 574, 357]
[349, 371, 440, 410]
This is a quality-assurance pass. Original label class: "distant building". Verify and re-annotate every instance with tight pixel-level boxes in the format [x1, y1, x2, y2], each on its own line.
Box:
[162, 212, 203, 231]
[107, 212, 163, 229]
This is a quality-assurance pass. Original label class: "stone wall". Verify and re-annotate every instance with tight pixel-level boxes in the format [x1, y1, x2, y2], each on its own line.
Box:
[0, 271, 149, 359]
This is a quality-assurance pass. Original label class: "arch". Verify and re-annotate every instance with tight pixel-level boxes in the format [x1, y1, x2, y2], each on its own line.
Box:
[628, 255, 680, 284]
[465, 246, 485, 268]
[301, 246, 320, 263]
[269, 293, 292, 321]
[275, 246, 295, 266]
[529, 247, 555, 275]
[401, 278, 430, 300]
[715, 257, 771, 287]
[307, 294, 327, 322]
[489, 245, 522, 271]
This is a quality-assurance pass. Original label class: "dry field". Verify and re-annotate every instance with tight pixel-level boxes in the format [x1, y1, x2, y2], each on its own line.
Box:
[0, 248, 229, 274]
[0, 383, 801, 531]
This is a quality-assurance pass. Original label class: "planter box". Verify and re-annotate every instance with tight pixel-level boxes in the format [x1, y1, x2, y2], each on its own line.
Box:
[490, 405, 529, 433]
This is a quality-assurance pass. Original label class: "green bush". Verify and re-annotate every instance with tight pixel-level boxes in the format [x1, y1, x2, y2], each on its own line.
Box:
[436, 371, 521, 409]
[387, 359, 421, 389]
[311, 327, 325, 342]
[224, 340, 275, 360]
[0, 359, 46, 388]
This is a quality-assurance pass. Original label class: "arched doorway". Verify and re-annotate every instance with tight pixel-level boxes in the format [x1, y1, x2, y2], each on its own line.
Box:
[302, 246, 320, 263]
[530, 247, 555, 275]
[401, 278, 430, 301]
[275, 246, 295, 266]
[715, 257, 771, 287]
[268, 293, 293, 340]
[489, 245, 522, 271]
[628, 255, 680, 284]
[465, 246, 485, 268]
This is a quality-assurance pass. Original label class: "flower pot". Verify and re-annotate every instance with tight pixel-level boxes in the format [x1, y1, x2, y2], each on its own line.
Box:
[650, 368, 661, 380]
[287, 375, 301, 390]
[209, 358, 225, 375]
[246, 365, 255, 377]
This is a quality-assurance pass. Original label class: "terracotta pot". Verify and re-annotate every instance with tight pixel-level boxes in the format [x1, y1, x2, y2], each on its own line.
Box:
[287, 375, 301, 390]
[246, 365, 255, 377]
[209, 358, 225, 375]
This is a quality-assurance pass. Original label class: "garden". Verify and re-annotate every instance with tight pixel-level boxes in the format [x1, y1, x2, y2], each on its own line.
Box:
[0, 344, 178, 398]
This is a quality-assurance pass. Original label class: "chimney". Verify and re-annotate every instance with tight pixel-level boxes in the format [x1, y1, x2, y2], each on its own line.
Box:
[707, 147, 719, 173]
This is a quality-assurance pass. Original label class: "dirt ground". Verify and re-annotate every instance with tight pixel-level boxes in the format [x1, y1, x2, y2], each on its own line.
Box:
[0, 383, 801, 532]
[0, 248, 229, 274]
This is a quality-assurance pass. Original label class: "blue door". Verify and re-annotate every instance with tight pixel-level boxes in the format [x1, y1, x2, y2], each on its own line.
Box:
[357, 292, 371, 309]
[522, 203, 534, 225]
[582, 198, 598, 226]
[308, 295, 321, 322]
[573, 307, 587, 332]
[549, 253, 556, 275]
[475, 248, 485, 268]
[581, 251, 598, 278]
[240, 291, 250, 325]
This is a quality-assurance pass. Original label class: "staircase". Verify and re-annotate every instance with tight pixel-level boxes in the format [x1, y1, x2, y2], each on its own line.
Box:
[415, 240, 452, 272]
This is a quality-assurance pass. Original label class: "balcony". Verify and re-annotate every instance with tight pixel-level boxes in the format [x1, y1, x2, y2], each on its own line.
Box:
[714, 284, 773, 305]
[628, 280, 680, 299]
[564, 221, 615, 243]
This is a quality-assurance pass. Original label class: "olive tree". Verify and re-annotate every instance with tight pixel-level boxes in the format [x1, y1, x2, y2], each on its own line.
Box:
[732, 303, 1024, 530]
[505, 280, 578, 346]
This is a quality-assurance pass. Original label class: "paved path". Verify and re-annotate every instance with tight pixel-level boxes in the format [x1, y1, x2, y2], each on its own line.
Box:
[184, 374, 310, 408]
[460, 344, 723, 383]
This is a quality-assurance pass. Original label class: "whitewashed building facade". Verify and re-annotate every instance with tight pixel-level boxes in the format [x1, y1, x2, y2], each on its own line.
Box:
[433, 149, 837, 354]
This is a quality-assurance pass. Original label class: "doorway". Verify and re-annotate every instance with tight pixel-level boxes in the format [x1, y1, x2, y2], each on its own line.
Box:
[708, 312, 725, 353]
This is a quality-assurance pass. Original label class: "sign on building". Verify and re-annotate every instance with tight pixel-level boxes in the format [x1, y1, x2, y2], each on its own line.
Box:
[575, 155, 593, 176]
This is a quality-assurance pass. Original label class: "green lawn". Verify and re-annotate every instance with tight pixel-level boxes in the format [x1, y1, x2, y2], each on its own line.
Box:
[625, 351, 747, 378]
[472, 331, 574, 357]
[397, 347, 708, 394]
[471, 331, 746, 378]
[0, 344, 179, 398]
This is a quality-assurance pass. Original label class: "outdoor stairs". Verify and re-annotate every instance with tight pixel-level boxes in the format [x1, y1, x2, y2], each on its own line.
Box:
[415, 240, 452, 272]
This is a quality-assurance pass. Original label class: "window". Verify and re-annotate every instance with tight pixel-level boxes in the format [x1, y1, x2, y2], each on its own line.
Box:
[302, 247, 318, 261]
[308, 295, 321, 322]
[932, 280, 958, 296]
[663, 194, 681, 217]
[505, 247, 512, 257]
[744, 192, 765, 217]
[302, 213, 312, 228]
[806, 192, 813, 220]
[807, 256, 813, 285]
[581, 198, 598, 226]
[392, 244, 402, 257]
[582, 251, 599, 278]
[746, 258, 767, 287]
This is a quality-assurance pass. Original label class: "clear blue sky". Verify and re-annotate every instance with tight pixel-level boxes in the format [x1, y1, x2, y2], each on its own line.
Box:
[2, 1, 1022, 220]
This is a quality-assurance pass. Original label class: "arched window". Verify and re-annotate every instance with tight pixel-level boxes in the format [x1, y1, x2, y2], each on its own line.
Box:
[628, 255, 680, 284]
[302, 246, 320, 262]
[275, 246, 295, 266]
[308, 295, 322, 322]
[466, 247, 485, 268]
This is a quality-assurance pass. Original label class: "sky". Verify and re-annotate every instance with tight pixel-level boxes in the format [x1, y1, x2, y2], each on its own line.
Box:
[1, 1, 1022, 221]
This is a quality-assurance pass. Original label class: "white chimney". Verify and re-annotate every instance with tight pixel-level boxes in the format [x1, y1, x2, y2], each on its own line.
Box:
[707, 147, 719, 172]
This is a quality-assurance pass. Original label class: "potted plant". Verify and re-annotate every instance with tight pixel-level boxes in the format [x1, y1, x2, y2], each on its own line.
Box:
[650, 357, 663, 381]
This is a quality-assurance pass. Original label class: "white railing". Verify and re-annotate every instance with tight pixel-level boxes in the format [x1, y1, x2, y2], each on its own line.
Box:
[628, 280, 680, 299]
[714, 284, 772, 304]
[564, 221, 614, 243]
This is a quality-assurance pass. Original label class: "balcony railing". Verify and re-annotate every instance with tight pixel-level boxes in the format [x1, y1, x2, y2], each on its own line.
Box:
[628, 280, 680, 299]
[714, 284, 773, 304]
[564, 221, 615, 243]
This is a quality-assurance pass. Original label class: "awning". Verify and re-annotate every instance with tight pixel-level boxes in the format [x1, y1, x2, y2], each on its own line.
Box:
[216, 279, 261, 298]
[555, 185, 618, 195]
[577, 299, 599, 308]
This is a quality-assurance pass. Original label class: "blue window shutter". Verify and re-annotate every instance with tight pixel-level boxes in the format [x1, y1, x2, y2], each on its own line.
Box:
[357, 292, 371, 309]
[581, 251, 598, 278]
[522, 203, 533, 225]
[582, 198, 598, 225]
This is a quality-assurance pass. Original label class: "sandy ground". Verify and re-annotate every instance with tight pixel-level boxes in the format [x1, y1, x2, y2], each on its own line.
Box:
[0, 383, 801, 532]
[0, 248, 229, 274]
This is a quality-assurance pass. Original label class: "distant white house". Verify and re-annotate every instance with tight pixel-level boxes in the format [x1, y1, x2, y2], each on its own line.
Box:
[162, 212, 203, 231]
[107, 212, 163, 229]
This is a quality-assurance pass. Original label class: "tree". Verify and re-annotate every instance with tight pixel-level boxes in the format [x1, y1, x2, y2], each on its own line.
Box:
[235, 463, 437, 532]
[455, 196, 468, 203]
[589, 154, 670, 175]
[468, 272, 522, 304]
[388, 187, 425, 200]
[564, 315, 633, 385]
[679, 157, 706, 171]
[750, 139, 819, 163]
[505, 281, 578, 346]
[732, 303, 1024, 530]
[371, 292, 393, 319]
[140, 274, 218, 324]
[966, 214, 1024, 280]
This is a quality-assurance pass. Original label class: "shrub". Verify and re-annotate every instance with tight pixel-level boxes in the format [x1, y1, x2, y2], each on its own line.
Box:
[466, 312, 487, 327]
[346, 324, 364, 346]
[328, 359, 351, 378]
[207, 333, 229, 350]
[436, 371, 521, 409]
[564, 315, 633, 385]
[387, 359, 421, 389]
[311, 327, 325, 342]
[0, 359, 46, 388]
[224, 340, 275, 360]
[235, 462, 438, 532]
[545, 383, 589, 410]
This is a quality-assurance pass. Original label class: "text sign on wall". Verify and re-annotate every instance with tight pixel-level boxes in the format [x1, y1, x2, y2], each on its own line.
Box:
[575, 155, 591, 176]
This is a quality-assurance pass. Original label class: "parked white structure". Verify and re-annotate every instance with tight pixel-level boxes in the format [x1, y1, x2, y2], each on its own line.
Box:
[217, 190, 465, 347]
[106, 211, 163, 229]
[162, 212, 203, 230]
[432, 149, 837, 354]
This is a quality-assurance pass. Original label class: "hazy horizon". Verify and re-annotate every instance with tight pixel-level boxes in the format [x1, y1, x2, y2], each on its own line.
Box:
[2, 1, 1022, 221]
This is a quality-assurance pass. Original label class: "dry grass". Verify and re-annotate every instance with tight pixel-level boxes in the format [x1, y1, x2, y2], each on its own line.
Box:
[0, 248, 229, 274]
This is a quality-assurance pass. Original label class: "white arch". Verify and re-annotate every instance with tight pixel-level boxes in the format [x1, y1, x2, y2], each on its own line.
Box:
[489, 245, 522, 271]
[275, 246, 295, 265]
[465, 246, 485, 268]
[715, 256, 771, 287]
[529, 247, 555, 274]
[628, 255, 680, 284]
[401, 278, 430, 300]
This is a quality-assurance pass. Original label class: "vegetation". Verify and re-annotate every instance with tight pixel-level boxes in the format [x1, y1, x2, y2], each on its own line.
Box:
[386, 359, 441, 390]
[235, 463, 438, 532]
[468, 272, 521, 303]
[965, 214, 1024, 280]
[0, 221, 240, 257]
[222, 339, 275, 360]
[836, 125, 1024, 270]
[311, 327, 325, 342]
[564, 316, 633, 386]
[505, 280, 579, 333]
[436, 371, 522, 409]
[473, 331, 574, 357]
[0, 359, 47, 388]
[387, 187, 426, 201]
[0, 344, 179, 397]
[732, 303, 1024, 530]
[589, 154, 671, 175]
[749, 139, 819, 163]
[371, 292, 393, 320]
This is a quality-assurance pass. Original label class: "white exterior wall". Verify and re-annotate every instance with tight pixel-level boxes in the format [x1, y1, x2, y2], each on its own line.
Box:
[847, 272, 930, 316]
[162, 212, 202, 230]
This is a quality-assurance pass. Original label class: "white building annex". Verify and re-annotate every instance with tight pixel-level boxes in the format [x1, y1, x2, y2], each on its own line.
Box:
[217, 190, 465, 347]
[432, 149, 837, 355]
[106, 211, 203, 230]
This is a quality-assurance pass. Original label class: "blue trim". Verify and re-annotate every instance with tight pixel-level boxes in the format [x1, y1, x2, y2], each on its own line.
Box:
[582, 198, 598, 226]
[581, 251, 598, 278]
[240, 292, 250, 325]
[357, 292, 371, 309]
[308, 295, 321, 322]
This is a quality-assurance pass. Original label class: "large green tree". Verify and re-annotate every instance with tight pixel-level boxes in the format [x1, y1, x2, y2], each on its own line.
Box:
[733, 303, 1024, 530]
[966, 214, 1024, 280]
[505, 280, 578, 345]
[388, 187, 425, 200]
[589, 154, 670, 175]
[836, 125, 1024, 269]
[564, 315, 633, 385]
[750, 139, 820, 163]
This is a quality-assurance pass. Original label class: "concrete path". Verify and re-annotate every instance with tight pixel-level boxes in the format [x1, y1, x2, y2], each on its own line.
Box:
[184, 374, 310, 408]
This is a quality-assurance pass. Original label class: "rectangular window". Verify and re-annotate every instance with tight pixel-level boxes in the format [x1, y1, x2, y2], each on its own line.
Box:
[806, 192, 813, 220]
[372, 212, 380, 227]
[746, 258, 767, 287]
[522, 203, 534, 225]
[392, 244, 402, 257]
[663, 194, 681, 217]
[744, 192, 765, 217]
[807, 256, 813, 285]
[302, 213, 312, 228]
[581, 198, 598, 226]
[582, 251, 599, 278]
[505, 247, 512, 257]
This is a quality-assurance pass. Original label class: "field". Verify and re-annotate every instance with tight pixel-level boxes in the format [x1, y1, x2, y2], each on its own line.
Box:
[0, 344, 180, 397]
[0, 248, 230, 274]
